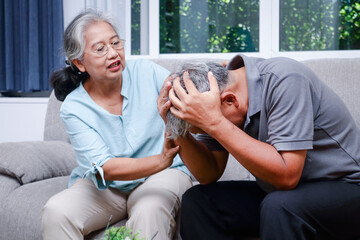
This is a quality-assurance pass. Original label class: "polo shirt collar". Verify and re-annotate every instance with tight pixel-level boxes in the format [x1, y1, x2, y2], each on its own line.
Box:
[227, 54, 263, 129]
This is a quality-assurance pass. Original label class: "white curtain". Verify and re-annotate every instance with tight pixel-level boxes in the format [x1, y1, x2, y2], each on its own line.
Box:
[63, 0, 128, 40]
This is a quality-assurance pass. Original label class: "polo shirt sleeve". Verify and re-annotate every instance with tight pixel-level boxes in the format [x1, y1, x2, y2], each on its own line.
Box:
[265, 73, 314, 151]
[61, 111, 114, 190]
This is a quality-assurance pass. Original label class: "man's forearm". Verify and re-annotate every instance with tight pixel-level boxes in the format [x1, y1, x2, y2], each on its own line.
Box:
[175, 133, 228, 184]
[207, 117, 305, 189]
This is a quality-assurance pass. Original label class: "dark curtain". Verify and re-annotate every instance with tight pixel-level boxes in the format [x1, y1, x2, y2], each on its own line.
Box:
[0, 0, 64, 94]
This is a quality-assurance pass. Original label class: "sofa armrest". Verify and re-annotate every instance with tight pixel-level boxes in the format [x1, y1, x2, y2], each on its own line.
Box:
[0, 141, 76, 185]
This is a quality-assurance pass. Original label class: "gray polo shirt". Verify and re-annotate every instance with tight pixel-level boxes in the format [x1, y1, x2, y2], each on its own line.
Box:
[198, 54, 360, 192]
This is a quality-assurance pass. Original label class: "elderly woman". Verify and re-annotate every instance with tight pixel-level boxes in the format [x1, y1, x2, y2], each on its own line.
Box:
[41, 9, 191, 240]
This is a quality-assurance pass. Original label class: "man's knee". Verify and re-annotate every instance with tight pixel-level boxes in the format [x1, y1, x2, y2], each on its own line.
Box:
[181, 185, 207, 212]
[260, 190, 312, 232]
[260, 190, 305, 216]
[260, 191, 286, 214]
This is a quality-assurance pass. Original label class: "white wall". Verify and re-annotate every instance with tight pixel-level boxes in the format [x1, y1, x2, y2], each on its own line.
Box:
[0, 98, 48, 143]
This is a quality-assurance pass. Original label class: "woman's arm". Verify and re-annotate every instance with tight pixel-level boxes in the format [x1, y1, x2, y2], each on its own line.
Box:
[101, 136, 179, 181]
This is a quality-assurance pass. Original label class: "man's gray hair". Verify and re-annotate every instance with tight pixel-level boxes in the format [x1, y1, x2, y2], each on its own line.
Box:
[166, 62, 229, 139]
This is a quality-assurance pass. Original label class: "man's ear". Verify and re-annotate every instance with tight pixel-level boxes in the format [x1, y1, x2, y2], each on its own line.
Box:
[220, 92, 239, 108]
[72, 59, 86, 72]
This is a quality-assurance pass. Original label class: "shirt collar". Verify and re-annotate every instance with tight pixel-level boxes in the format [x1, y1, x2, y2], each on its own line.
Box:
[121, 65, 129, 100]
[227, 54, 263, 128]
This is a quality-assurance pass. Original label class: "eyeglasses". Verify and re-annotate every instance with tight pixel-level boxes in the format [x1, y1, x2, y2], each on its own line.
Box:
[89, 38, 125, 57]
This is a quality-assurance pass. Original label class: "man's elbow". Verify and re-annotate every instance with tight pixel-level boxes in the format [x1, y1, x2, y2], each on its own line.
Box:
[198, 178, 217, 185]
[272, 175, 300, 190]
[195, 172, 222, 185]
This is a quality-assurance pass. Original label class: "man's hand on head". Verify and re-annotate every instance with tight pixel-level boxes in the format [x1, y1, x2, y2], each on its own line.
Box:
[169, 71, 225, 134]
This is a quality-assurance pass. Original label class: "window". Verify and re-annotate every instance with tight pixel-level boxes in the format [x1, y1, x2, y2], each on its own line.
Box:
[159, 0, 259, 54]
[64, 0, 360, 61]
[63, 0, 150, 56]
[280, 0, 360, 51]
[131, 0, 141, 55]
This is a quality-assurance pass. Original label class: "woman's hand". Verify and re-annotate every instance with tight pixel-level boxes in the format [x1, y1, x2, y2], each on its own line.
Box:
[161, 133, 180, 169]
[157, 74, 176, 123]
[169, 71, 225, 134]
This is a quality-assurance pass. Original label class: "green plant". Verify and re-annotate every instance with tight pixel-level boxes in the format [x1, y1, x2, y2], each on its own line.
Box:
[102, 226, 144, 240]
[100, 216, 158, 240]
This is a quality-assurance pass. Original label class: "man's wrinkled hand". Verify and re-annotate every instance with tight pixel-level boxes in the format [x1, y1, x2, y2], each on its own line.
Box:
[169, 71, 225, 134]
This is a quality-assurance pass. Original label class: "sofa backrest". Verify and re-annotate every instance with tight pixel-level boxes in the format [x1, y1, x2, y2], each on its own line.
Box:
[302, 58, 360, 127]
[43, 91, 70, 143]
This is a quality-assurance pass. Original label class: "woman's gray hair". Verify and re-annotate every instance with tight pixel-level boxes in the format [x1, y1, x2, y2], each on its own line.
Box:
[64, 9, 119, 62]
[166, 62, 229, 139]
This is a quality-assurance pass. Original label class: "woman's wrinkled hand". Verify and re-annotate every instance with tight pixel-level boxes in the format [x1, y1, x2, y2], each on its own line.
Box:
[157, 74, 176, 124]
[161, 133, 180, 169]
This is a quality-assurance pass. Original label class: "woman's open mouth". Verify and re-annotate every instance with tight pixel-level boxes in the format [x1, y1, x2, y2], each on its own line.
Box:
[107, 61, 121, 71]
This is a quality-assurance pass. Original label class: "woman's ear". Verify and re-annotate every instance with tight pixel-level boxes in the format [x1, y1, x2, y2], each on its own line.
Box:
[220, 92, 239, 108]
[72, 59, 86, 73]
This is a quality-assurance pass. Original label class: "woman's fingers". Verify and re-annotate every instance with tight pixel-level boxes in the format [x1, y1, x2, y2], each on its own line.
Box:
[157, 74, 176, 122]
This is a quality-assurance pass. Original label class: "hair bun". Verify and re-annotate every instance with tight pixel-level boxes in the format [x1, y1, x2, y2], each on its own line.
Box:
[50, 67, 88, 101]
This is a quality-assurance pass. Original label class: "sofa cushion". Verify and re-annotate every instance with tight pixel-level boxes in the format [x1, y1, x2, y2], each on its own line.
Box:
[0, 176, 69, 240]
[0, 141, 76, 185]
[219, 155, 255, 181]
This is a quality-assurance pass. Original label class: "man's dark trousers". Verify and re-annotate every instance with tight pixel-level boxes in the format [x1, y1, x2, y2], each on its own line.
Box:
[180, 180, 360, 240]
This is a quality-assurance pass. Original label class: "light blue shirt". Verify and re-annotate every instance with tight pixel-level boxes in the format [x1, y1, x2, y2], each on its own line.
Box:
[60, 59, 189, 192]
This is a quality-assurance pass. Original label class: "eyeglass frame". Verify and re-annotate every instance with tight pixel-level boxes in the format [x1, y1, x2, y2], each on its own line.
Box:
[86, 38, 126, 57]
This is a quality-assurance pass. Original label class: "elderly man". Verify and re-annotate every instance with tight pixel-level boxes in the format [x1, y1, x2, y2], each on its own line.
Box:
[157, 54, 360, 240]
